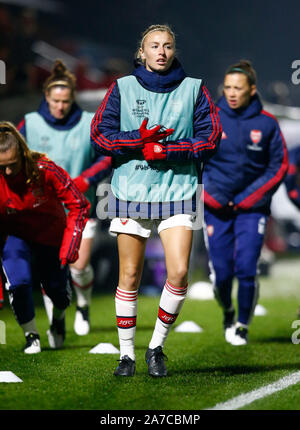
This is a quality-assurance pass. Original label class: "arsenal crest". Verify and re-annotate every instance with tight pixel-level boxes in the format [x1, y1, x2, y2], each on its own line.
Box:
[250, 129, 262, 144]
[154, 144, 162, 153]
[206, 225, 214, 236]
[120, 218, 128, 225]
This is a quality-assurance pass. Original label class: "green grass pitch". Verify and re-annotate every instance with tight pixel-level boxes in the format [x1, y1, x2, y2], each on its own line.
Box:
[1, 257, 300, 411]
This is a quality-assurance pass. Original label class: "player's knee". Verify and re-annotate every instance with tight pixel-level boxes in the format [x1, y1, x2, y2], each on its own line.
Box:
[119, 266, 141, 290]
[51, 293, 71, 310]
[213, 265, 233, 286]
[167, 265, 188, 288]
[70, 259, 90, 272]
[237, 275, 256, 289]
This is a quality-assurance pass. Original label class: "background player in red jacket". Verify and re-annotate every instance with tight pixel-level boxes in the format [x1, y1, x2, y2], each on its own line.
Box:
[0, 121, 90, 353]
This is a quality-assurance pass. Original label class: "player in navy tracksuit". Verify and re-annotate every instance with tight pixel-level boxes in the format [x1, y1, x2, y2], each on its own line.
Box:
[203, 60, 288, 345]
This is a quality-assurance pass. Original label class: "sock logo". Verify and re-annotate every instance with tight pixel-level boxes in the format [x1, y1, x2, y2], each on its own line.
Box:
[158, 307, 178, 325]
[117, 316, 136, 328]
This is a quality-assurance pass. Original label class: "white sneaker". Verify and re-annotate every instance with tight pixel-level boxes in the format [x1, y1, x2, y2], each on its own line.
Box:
[225, 325, 236, 343]
[223, 309, 236, 343]
[47, 317, 65, 349]
[24, 333, 41, 354]
[229, 325, 248, 346]
[74, 306, 90, 336]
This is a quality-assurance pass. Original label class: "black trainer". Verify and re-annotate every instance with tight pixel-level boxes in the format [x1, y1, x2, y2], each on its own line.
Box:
[114, 355, 136, 376]
[145, 346, 168, 377]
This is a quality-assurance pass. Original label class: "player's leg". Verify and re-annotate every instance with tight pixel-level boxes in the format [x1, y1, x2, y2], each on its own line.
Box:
[144, 215, 193, 377]
[70, 234, 95, 336]
[69, 219, 97, 335]
[232, 212, 267, 345]
[114, 231, 146, 375]
[109, 217, 149, 376]
[36, 244, 71, 349]
[203, 208, 236, 341]
[2, 236, 41, 353]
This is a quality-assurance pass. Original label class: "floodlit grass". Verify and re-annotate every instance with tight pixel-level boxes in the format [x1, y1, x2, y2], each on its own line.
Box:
[1, 259, 300, 411]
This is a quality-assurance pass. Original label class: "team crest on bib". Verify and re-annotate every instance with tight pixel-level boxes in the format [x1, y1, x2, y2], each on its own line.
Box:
[250, 129, 262, 144]
[154, 144, 162, 153]
[132, 99, 149, 118]
[120, 218, 128, 225]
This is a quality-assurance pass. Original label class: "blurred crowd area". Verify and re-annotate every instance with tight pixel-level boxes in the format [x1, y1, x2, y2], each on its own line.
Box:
[0, 4, 131, 122]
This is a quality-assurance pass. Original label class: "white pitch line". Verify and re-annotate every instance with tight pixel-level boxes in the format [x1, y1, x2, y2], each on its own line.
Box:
[206, 371, 300, 410]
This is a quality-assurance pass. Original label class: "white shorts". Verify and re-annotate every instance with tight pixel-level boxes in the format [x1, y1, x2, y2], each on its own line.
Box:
[82, 218, 98, 239]
[109, 214, 194, 238]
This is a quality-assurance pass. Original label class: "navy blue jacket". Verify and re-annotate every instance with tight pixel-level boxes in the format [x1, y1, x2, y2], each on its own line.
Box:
[284, 146, 300, 209]
[203, 94, 288, 214]
[90, 59, 222, 163]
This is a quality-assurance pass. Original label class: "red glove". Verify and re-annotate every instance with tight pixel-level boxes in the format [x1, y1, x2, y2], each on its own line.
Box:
[142, 142, 166, 161]
[73, 176, 90, 193]
[139, 118, 174, 143]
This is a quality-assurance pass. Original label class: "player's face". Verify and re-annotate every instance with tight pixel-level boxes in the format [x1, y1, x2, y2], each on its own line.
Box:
[0, 146, 22, 178]
[140, 31, 175, 73]
[46, 87, 73, 119]
[223, 73, 256, 109]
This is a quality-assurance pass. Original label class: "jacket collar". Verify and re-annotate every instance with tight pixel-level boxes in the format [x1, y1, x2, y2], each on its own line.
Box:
[132, 58, 186, 93]
[38, 97, 83, 130]
[217, 93, 263, 119]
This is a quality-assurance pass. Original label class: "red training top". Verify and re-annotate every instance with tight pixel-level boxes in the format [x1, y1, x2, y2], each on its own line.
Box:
[0, 157, 90, 263]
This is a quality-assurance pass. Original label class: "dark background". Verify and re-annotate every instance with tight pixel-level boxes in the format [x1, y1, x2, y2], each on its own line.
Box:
[1, 0, 300, 108]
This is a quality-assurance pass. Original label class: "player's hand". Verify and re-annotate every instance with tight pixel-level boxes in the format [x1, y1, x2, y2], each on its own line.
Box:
[142, 142, 166, 161]
[73, 176, 89, 193]
[139, 118, 174, 143]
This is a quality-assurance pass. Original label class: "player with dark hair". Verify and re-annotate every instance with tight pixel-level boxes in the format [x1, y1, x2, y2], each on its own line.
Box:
[0, 121, 90, 353]
[203, 60, 288, 345]
[91, 24, 221, 376]
[15, 59, 112, 335]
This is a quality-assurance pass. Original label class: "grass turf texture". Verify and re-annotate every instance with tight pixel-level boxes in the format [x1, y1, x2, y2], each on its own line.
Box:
[1, 258, 300, 411]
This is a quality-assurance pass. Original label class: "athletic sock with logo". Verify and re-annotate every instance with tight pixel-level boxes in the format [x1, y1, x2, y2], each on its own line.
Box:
[149, 280, 187, 350]
[115, 287, 138, 361]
